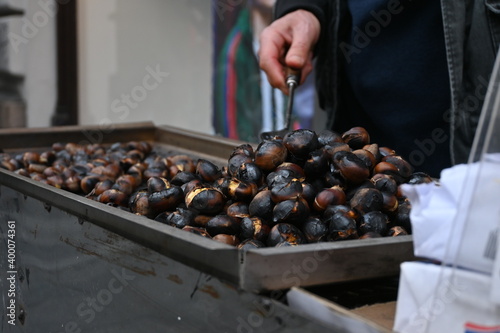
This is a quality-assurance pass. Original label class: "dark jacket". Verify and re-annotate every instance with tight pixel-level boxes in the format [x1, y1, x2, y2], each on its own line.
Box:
[275, 0, 500, 166]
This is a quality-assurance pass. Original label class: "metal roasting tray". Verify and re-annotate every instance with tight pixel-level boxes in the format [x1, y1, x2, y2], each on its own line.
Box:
[0, 122, 415, 292]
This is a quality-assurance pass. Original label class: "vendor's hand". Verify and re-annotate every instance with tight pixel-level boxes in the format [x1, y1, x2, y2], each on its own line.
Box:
[258, 9, 320, 95]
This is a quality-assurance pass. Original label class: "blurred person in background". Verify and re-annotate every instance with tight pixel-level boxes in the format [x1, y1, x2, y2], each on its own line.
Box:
[259, 0, 499, 177]
[213, 0, 316, 143]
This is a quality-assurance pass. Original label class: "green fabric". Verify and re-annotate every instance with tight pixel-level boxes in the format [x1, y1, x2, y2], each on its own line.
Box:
[213, 8, 263, 143]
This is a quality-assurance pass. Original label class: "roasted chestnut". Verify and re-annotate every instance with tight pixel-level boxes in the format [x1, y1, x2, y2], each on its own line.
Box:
[227, 178, 258, 202]
[147, 176, 171, 193]
[196, 159, 222, 183]
[370, 173, 398, 195]
[332, 151, 370, 185]
[22, 152, 40, 167]
[226, 202, 250, 220]
[248, 189, 274, 222]
[359, 211, 389, 236]
[283, 129, 319, 159]
[227, 153, 253, 177]
[236, 162, 263, 186]
[254, 139, 288, 172]
[302, 216, 328, 242]
[98, 189, 129, 207]
[387, 226, 408, 237]
[240, 216, 270, 243]
[170, 171, 198, 186]
[167, 155, 196, 174]
[341, 127, 370, 150]
[80, 175, 101, 194]
[206, 214, 240, 236]
[267, 223, 307, 247]
[317, 129, 343, 146]
[112, 177, 135, 196]
[185, 187, 226, 215]
[304, 148, 330, 178]
[230, 143, 254, 159]
[325, 212, 358, 241]
[148, 186, 184, 216]
[313, 185, 346, 212]
[350, 188, 383, 215]
[352, 149, 376, 170]
[181, 226, 212, 238]
[129, 190, 151, 216]
[270, 178, 303, 203]
[407, 172, 434, 185]
[238, 239, 265, 250]
[393, 199, 412, 233]
[213, 234, 240, 246]
[154, 208, 194, 229]
[272, 197, 310, 226]
[323, 142, 351, 158]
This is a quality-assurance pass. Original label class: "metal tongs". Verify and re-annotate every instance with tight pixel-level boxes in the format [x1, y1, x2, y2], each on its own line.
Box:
[260, 67, 301, 141]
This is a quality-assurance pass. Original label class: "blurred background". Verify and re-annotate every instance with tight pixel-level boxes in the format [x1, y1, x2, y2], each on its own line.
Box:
[0, 0, 325, 142]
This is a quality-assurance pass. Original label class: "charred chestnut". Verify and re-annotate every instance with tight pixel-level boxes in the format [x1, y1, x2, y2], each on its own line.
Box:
[248, 189, 274, 221]
[302, 216, 328, 242]
[227, 153, 253, 177]
[387, 226, 408, 237]
[227, 178, 258, 202]
[185, 187, 226, 215]
[170, 171, 198, 186]
[112, 178, 135, 196]
[359, 211, 389, 236]
[332, 151, 370, 184]
[213, 234, 240, 246]
[22, 152, 40, 167]
[181, 226, 212, 238]
[407, 172, 434, 185]
[167, 155, 196, 174]
[196, 159, 222, 183]
[148, 186, 184, 216]
[236, 162, 263, 186]
[154, 208, 194, 229]
[240, 216, 270, 243]
[272, 197, 310, 226]
[226, 202, 250, 220]
[304, 148, 330, 178]
[342, 127, 370, 150]
[267, 223, 307, 247]
[80, 175, 101, 195]
[283, 129, 319, 159]
[147, 176, 171, 193]
[382, 155, 413, 181]
[238, 239, 265, 250]
[129, 190, 151, 216]
[325, 212, 358, 241]
[98, 189, 129, 207]
[254, 139, 288, 172]
[313, 185, 346, 212]
[352, 149, 376, 170]
[370, 173, 398, 195]
[317, 129, 343, 146]
[393, 199, 412, 233]
[206, 214, 240, 236]
[350, 188, 383, 215]
[230, 143, 254, 159]
[323, 142, 351, 158]
[270, 178, 303, 203]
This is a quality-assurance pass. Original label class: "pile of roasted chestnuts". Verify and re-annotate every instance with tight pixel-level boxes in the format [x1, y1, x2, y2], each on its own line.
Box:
[0, 127, 434, 248]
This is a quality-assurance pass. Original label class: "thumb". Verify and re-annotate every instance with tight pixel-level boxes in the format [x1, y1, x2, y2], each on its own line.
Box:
[285, 38, 314, 70]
